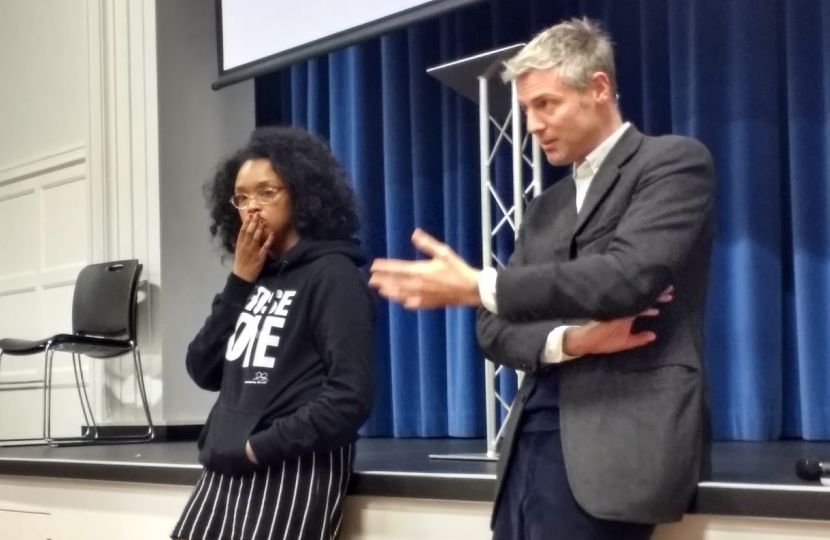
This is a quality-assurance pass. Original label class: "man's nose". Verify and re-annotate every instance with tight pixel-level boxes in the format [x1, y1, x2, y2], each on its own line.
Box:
[525, 109, 544, 135]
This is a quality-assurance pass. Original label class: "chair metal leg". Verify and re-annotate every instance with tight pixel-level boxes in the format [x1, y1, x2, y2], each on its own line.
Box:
[72, 354, 98, 440]
[41, 349, 48, 441]
[0, 351, 48, 447]
[42, 344, 154, 447]
[131, 344, 155, 442]
[71, 355, 90, 428]
[44, 347, 95, 448]
[0, 350, 49, 447]
[44, 346, 56, 446]
[50, 345, 154, 446]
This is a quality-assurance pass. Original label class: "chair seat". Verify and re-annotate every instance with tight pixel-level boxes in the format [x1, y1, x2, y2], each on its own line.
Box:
[0, 335, 132, 359]
[0, 338, 49, 355]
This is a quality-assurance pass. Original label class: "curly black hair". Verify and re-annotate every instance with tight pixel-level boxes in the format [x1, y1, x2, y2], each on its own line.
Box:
[205, 126, 360, 255]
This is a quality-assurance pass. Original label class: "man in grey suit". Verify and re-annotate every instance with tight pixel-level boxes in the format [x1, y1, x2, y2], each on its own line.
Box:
[369, 17, 715, 540]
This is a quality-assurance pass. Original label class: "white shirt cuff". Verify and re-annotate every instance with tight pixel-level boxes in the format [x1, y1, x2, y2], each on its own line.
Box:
[478, 267, 499, 314]
[541, 325, 579, 364]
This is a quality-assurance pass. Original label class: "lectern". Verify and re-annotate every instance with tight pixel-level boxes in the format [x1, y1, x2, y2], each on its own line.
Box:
[426, 44, 544, 460]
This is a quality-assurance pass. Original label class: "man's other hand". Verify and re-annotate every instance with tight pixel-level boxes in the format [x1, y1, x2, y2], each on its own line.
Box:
[562, 287, 674, 356]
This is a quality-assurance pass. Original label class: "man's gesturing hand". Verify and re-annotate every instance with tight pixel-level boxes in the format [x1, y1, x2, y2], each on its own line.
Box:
[369, 228, 482, 309]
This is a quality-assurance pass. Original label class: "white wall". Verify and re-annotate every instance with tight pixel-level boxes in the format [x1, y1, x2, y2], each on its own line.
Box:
[0, 476, 828, 540]
[155, 0, 255, 425]
[0, 0, 87, 167]
[0, 0, 109, 439]
[0, 0, 253, 436]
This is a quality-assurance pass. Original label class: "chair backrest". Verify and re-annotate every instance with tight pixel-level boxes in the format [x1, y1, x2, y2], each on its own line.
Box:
[71, 260, 143, 341]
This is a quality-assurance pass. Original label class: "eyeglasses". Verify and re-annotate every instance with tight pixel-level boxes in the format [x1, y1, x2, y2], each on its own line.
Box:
[230, 187, 286, 209]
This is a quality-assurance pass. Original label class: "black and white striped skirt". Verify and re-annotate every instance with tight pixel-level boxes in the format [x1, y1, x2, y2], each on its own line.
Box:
[172, 444, 353, 540]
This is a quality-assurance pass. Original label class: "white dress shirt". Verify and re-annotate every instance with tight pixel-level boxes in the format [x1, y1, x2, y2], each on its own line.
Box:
[478, 122, 631, 364]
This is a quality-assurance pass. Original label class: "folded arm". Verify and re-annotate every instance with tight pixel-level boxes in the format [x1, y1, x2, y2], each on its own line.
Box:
[475, 222, 576, 374]
[497, 139, 715, 322]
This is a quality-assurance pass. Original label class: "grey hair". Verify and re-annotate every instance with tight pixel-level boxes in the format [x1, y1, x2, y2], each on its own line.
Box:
[501, 17, 617, 95]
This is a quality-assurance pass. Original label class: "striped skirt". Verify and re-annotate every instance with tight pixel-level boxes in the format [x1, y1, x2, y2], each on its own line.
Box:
[172, 444, 353, 540]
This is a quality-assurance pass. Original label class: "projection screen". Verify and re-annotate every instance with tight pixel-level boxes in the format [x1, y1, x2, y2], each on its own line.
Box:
[213, 0, 487, 89]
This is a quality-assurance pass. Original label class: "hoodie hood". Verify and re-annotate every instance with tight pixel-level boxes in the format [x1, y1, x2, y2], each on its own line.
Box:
[264, 238, 367, 273]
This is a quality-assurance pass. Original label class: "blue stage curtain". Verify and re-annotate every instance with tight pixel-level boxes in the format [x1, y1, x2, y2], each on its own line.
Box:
[254, 0, 830, 441]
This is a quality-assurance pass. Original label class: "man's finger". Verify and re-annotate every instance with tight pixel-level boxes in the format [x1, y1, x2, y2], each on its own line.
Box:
[367, 273, 383, 289]
[639, 308, 660, 317]
[412, 228, 452, 260]
[628, 331, 657, 348]
[367, 273, 397, 294]
[370, 258, 429, 275]
[375, 282, 409, 304]
[368, 272, 403, 292]
[657, 285, 674, 302]
[403, 296, 423, 310]
[372, 273, 429, 304]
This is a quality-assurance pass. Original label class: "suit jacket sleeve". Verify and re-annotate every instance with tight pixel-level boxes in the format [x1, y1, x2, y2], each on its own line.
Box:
[475, 212, 563, 375]
[496, 137, 715, 322]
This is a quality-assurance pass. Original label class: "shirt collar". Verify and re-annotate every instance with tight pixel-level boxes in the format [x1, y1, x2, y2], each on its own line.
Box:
[573, 122, 631, 180]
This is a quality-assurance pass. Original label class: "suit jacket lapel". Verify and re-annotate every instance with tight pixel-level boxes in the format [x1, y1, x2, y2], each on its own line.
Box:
[556, 175, 578, 257]
[573, 127, 644, 236]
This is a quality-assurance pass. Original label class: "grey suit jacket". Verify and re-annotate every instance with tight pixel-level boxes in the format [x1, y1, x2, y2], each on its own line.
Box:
[476, 126, 715, 525]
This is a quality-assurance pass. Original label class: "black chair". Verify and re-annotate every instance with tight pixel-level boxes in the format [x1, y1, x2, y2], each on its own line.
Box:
[0, 260, 155, 446]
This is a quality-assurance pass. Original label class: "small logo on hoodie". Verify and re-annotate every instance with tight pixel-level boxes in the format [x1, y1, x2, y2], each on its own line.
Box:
[245, 372, 269, 385]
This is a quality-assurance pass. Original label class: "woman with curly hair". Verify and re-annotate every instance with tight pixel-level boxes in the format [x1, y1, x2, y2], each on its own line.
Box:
[172, 126, 374, 540]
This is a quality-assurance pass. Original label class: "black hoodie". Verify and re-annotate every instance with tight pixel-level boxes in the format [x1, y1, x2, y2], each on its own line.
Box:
[186, 239, 374, 476]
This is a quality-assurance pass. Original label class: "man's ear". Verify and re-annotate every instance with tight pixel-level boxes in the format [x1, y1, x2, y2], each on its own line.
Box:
[590, 71, 614, 104]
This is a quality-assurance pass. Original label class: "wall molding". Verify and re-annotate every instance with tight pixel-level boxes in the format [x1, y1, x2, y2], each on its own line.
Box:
[41, 174, 86, 192]
[0, 363, 90, 387]
[0, 146, 86, 188]
[0, 268, 83, 298]
[0, 188, 35, 204]
[0, 160, 89, 297]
